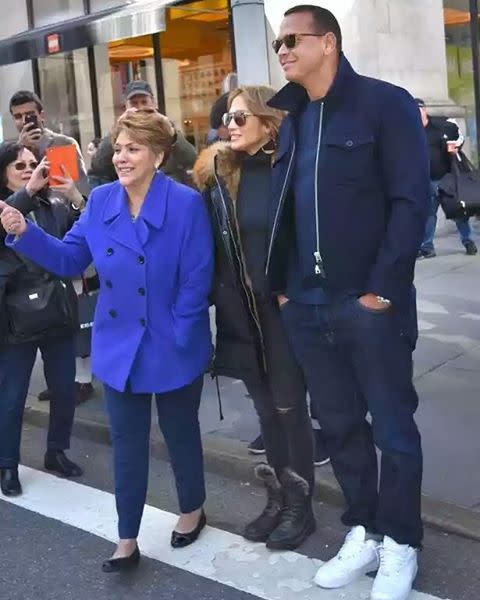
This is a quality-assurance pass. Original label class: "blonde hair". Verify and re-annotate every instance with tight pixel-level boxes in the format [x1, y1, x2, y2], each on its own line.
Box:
[111, 109, 175, 158]
[228, 86, 285, 140]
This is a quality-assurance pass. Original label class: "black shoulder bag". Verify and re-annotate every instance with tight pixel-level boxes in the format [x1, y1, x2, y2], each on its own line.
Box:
[5, 272, 78, 341]
[439, 152, 480, 219]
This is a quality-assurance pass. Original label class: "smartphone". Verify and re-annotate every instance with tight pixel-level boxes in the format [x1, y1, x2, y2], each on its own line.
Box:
[24, 114, 39, 130]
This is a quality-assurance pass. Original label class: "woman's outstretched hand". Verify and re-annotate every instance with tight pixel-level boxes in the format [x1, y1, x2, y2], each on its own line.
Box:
[0, 201, 27, 236]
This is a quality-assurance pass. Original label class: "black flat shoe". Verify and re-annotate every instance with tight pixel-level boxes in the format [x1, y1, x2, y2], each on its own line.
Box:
[44, 450, 83, 478]
[171, 511, 207, 549]
[102, 546, 140, 573]
[1, 468, 22, 497]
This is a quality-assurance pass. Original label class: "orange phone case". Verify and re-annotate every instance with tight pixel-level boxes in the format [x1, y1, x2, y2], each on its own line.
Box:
[46, 144, 79, 186]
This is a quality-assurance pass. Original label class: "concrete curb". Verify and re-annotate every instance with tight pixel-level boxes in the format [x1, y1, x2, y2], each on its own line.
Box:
[24, 405, 480, 543]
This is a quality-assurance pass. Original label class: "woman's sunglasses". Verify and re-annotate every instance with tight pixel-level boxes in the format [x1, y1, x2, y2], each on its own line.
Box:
[272, 33, 326, 54]
[13, 160, 38, 171]
[222, 111, 254, 128]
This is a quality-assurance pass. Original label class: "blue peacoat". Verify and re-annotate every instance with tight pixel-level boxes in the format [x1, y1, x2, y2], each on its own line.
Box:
[6, 172, 214, 393]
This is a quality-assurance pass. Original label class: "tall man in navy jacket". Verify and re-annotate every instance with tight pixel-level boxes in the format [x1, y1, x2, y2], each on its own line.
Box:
[266, 6, 429, 600]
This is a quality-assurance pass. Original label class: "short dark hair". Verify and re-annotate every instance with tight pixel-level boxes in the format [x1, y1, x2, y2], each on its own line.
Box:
[9, 90, 43, 114]
[209, 93, 229, 130]
[0, 141, 24, 199]
[284, 4, 342, 53]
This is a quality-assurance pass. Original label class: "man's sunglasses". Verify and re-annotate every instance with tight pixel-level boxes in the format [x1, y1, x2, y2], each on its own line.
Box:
[272, 33, 326, 54]
[13, 160, 38, 171]
[222, 111, 254, 127]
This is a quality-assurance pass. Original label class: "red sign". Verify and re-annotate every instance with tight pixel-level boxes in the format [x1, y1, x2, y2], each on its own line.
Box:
[46, 33, 61, 54]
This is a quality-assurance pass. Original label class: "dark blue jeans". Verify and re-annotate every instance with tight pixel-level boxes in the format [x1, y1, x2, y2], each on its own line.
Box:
[104, 376, 205, 539]
[282, 298, 423, 546]
[0, 336, 76, 468]
[422, 179, 472, 252]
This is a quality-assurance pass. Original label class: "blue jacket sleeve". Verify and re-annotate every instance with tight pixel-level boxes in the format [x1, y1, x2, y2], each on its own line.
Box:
[366, 87, 430, 305]
[5, 197, 93, 277]
[173, 193, 214, 348]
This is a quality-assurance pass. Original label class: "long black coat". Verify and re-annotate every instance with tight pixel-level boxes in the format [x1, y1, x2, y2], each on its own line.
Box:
[193, 142, 266, 385]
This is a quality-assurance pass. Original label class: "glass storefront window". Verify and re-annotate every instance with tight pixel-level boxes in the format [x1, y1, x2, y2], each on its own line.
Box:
[38, 49, 94, 157]
[161, 1, 234, 149]
[444, 0, 478, 159]
[32, 0, 85, 28]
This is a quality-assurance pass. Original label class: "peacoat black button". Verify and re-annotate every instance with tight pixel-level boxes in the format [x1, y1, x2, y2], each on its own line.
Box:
[138, 287, 146, 296]
[105, 280, 113, 289]
[109, 309, 117, 318]
[140, 318, 146, 327]
[107, 248, 114, 256]
[138, 255, 145, 265]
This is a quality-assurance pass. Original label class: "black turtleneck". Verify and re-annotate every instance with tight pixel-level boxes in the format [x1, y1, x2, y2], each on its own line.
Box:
[236, 151, 271, 295]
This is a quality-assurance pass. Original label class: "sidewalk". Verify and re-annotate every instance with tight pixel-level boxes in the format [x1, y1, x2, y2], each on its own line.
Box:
[25, 218, 480, 515]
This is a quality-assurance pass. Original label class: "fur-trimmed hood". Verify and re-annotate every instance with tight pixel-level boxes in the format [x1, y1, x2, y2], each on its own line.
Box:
[192, 141, 242, 201]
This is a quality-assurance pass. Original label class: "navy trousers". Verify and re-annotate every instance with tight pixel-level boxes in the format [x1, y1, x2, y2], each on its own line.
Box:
[104, 376, 205, 539]
[0, 336, 76, 468]
[282, 298, 423, 547]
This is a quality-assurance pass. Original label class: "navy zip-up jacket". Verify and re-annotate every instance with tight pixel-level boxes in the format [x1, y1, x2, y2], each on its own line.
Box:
[266, 55, 430, 318]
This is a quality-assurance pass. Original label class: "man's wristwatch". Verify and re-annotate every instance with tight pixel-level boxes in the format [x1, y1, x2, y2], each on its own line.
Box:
[375, 295, 391, 305]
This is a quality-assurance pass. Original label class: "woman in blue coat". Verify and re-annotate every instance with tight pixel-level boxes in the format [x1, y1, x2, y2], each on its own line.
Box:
[0, 109, 214, 571]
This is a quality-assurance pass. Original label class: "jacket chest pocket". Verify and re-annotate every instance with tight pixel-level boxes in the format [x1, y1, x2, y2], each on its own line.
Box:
[324, 133, 375, 184]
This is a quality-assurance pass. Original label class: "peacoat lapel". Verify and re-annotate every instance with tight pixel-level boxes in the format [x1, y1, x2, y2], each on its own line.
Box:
[102, 174, 169, 251]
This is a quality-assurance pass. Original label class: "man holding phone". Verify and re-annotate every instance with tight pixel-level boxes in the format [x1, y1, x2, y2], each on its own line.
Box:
[416, 98, 477, 258]
[9, 90, 89, 201]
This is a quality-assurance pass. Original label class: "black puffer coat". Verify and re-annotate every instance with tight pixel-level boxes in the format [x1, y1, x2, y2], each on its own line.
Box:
[0, 188, 79, 345]
[193, 142, 266, 385]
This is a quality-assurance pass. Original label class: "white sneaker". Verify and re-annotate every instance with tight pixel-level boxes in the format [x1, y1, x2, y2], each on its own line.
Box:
[370, 536, 418, 600]
[314, 526, 380, 589]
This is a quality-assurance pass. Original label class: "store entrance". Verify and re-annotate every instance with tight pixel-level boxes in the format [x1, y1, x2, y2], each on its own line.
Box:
[100, 0, 234, 150]
[37, 0, 233, 158]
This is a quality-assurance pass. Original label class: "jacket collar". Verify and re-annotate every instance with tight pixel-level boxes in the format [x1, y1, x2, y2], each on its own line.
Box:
[268, 53, 358, 114]
[102, 172, 169, 251]
[102, 172, 169, 229]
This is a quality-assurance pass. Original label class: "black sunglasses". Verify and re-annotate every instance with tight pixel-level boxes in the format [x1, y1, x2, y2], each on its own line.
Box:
[222, 111, 254, 127]
[272, 33, 326, 54]
[13, 160, 38, 171]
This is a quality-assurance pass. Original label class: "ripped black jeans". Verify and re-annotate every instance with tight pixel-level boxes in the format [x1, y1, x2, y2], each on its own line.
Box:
[244, 297, 314, 489]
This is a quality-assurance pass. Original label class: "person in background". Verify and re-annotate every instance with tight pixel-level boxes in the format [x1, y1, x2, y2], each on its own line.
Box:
[10, 90, 89, 198]
[0, 141, 83, 498]
[416, 98, 477, 258]
[267, 6, 429, 599]
[194, 85, 324, 551]
[10, 90, 96, 404]
[89, 80, 197, 187]
[87, 137, 101, 162]
[206, 93, 230, 145]
[1, 110, 213, 571]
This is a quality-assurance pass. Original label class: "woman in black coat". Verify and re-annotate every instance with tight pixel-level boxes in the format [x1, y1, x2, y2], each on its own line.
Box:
[194, 86, 320, 550]
[0, 141, 82, 497]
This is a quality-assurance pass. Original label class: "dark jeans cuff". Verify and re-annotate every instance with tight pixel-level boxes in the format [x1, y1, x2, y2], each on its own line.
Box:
[179, 494, 206, 514]
[0, 457, 19, 468]
[374, 518, 423, 548]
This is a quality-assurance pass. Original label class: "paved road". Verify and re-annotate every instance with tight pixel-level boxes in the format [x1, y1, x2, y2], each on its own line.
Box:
[2, 423, 480, 600]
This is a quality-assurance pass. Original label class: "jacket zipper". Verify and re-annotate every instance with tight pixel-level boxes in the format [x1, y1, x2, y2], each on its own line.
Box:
[314, 102, 325, 276]
[265, 140, 296, 275]
[213, 172, 267, 371]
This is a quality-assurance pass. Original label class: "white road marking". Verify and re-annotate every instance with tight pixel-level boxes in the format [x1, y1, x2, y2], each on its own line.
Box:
[0, 466, 452, 600]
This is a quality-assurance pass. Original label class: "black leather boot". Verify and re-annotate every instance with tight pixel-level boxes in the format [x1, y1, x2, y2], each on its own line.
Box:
[44, 450, 83, 478]
[1, 468, 22, 497]
[266, 468, 315, 550]
[244, 464, 283, 543]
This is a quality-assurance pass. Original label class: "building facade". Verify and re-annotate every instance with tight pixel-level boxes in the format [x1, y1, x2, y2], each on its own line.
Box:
[0, 1, 478, 159]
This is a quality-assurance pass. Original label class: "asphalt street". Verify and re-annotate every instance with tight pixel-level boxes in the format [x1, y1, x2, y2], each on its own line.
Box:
[1, 423, 480, 600]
